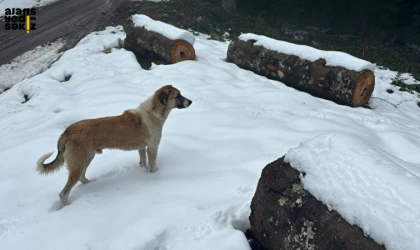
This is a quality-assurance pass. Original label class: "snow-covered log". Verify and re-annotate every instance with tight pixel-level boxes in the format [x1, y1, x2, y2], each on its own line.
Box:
[123, 15, 196, 66]
[249, 157, 385, 250]
[227, 34, 375, 107]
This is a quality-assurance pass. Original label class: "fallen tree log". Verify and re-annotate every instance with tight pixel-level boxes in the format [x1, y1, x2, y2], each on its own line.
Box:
[123, 14, 196, 68]
[227, 34, 375, 107]
[248, 157, 385, 250]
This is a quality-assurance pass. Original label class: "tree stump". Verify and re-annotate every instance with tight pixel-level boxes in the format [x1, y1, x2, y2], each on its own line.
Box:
[249, 157, 385, 250]
[227, 38, 375, 107]
[123, 15, 196, 68]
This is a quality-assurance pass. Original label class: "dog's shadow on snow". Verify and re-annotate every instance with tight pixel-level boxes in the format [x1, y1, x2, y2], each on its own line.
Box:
[48, 201, 63, 213]
[48, 164, 156, 212]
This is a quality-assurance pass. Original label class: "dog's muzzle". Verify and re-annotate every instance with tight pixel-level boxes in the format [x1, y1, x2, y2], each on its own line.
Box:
[178, 98, 192, 109]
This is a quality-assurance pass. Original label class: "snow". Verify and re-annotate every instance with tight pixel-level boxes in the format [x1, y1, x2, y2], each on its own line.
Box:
[239, 33, 376, 72]
[397, 72, 420, 85]
[132, 14, 196, 45]
[284, 134, 420, 250]
[0, 25, 419, 250]
[0, 0, 59, 16]
[0, 39, 64, 92]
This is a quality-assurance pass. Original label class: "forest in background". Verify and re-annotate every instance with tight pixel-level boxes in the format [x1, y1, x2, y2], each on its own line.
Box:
[143, 0, 420, 81]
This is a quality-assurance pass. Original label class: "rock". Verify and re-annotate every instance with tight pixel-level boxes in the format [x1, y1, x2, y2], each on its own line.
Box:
[249, 157, 385, 250]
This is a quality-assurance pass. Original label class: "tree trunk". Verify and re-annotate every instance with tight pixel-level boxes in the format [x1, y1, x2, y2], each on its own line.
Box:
[123, 18, 196, 68]
[221, 0, 237, 14]
[249, 157, 385, 250]
[227, 39, 375, 107]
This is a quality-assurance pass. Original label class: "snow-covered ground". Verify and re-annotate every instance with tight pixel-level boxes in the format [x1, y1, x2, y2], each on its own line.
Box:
[0, 0, 59, 15]
[0, 25, 419, 250]
[0, 39, 64, 92]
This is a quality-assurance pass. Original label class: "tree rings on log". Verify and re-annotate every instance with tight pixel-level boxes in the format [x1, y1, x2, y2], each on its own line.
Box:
[227, 39, 375, 108]
[170, 40, 196, 63]
[353, 70, 375, 107]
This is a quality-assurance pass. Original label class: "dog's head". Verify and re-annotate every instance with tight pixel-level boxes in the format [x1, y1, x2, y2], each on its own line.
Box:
[156, 85, 192, 109]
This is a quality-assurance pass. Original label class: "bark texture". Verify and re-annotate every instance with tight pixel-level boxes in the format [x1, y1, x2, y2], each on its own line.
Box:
[227, 39, 375, 107]
[123, 17, 195, 68]
[249, 157, 385, 250]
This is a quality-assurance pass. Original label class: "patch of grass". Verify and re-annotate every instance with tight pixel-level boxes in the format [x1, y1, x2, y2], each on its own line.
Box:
[208, 31, 226, 42]
[391, 72, 420, 94]
[140, 2, 169, 12]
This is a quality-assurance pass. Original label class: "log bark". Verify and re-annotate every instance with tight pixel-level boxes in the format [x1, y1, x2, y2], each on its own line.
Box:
[249, 157, 385, 250]
[227, 39, 375, 107]
[123, 18, 196, 68]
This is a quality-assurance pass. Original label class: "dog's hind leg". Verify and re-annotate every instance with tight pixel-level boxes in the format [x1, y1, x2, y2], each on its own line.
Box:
[139, 147, 147, 168]
[79, 154, 94, 184]
[59, 166, 83, 208]
[59, 145, 90, 208]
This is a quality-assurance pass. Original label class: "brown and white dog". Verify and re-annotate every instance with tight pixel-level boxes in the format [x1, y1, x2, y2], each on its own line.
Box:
[36, 85, 192, 208]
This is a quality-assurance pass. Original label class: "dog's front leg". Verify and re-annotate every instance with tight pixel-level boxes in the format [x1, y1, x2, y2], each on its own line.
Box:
[139, 147, 147, 168]
[147, 146, 158, 172]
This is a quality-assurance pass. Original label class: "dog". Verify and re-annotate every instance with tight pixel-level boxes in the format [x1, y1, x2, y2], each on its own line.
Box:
[36, 85, 192, 208]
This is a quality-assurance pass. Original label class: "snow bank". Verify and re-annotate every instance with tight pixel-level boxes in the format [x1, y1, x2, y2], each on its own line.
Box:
[132, 14, 195, 45]
[0, 39, 64, 91]
[285, 133, 420, 250]
[239, 33, 375, 72]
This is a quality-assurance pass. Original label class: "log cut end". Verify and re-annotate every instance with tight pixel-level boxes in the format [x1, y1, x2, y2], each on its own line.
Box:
[170, 40, 196, 63]
[352, 70, 375, 107]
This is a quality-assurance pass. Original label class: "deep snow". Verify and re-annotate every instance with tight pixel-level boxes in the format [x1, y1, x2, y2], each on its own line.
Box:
[285, 134, 420, 249]
[0, 25, 419, 250]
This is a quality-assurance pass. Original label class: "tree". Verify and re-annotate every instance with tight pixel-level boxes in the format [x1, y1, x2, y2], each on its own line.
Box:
[394, 0, 418, 46]
[222, 0, 237, 14]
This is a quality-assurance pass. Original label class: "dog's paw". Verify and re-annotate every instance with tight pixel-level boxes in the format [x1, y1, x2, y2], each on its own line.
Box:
[147, 167, 157, 172]
[139, 162, 147, 168]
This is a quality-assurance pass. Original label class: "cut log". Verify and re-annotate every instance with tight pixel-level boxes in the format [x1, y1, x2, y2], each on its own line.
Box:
[123, 15, 196, 68]
[248, 157, 385, 250]
[227, 38, 375, 107]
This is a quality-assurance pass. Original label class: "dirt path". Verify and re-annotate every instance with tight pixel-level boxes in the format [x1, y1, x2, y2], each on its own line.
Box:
[0, 0, 137, 65]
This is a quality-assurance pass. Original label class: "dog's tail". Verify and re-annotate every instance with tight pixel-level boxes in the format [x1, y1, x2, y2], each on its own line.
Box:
[36, 136, 66, 175]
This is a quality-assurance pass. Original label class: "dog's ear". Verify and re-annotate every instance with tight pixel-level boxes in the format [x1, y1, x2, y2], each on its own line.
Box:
[158, 89, 171, 105]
